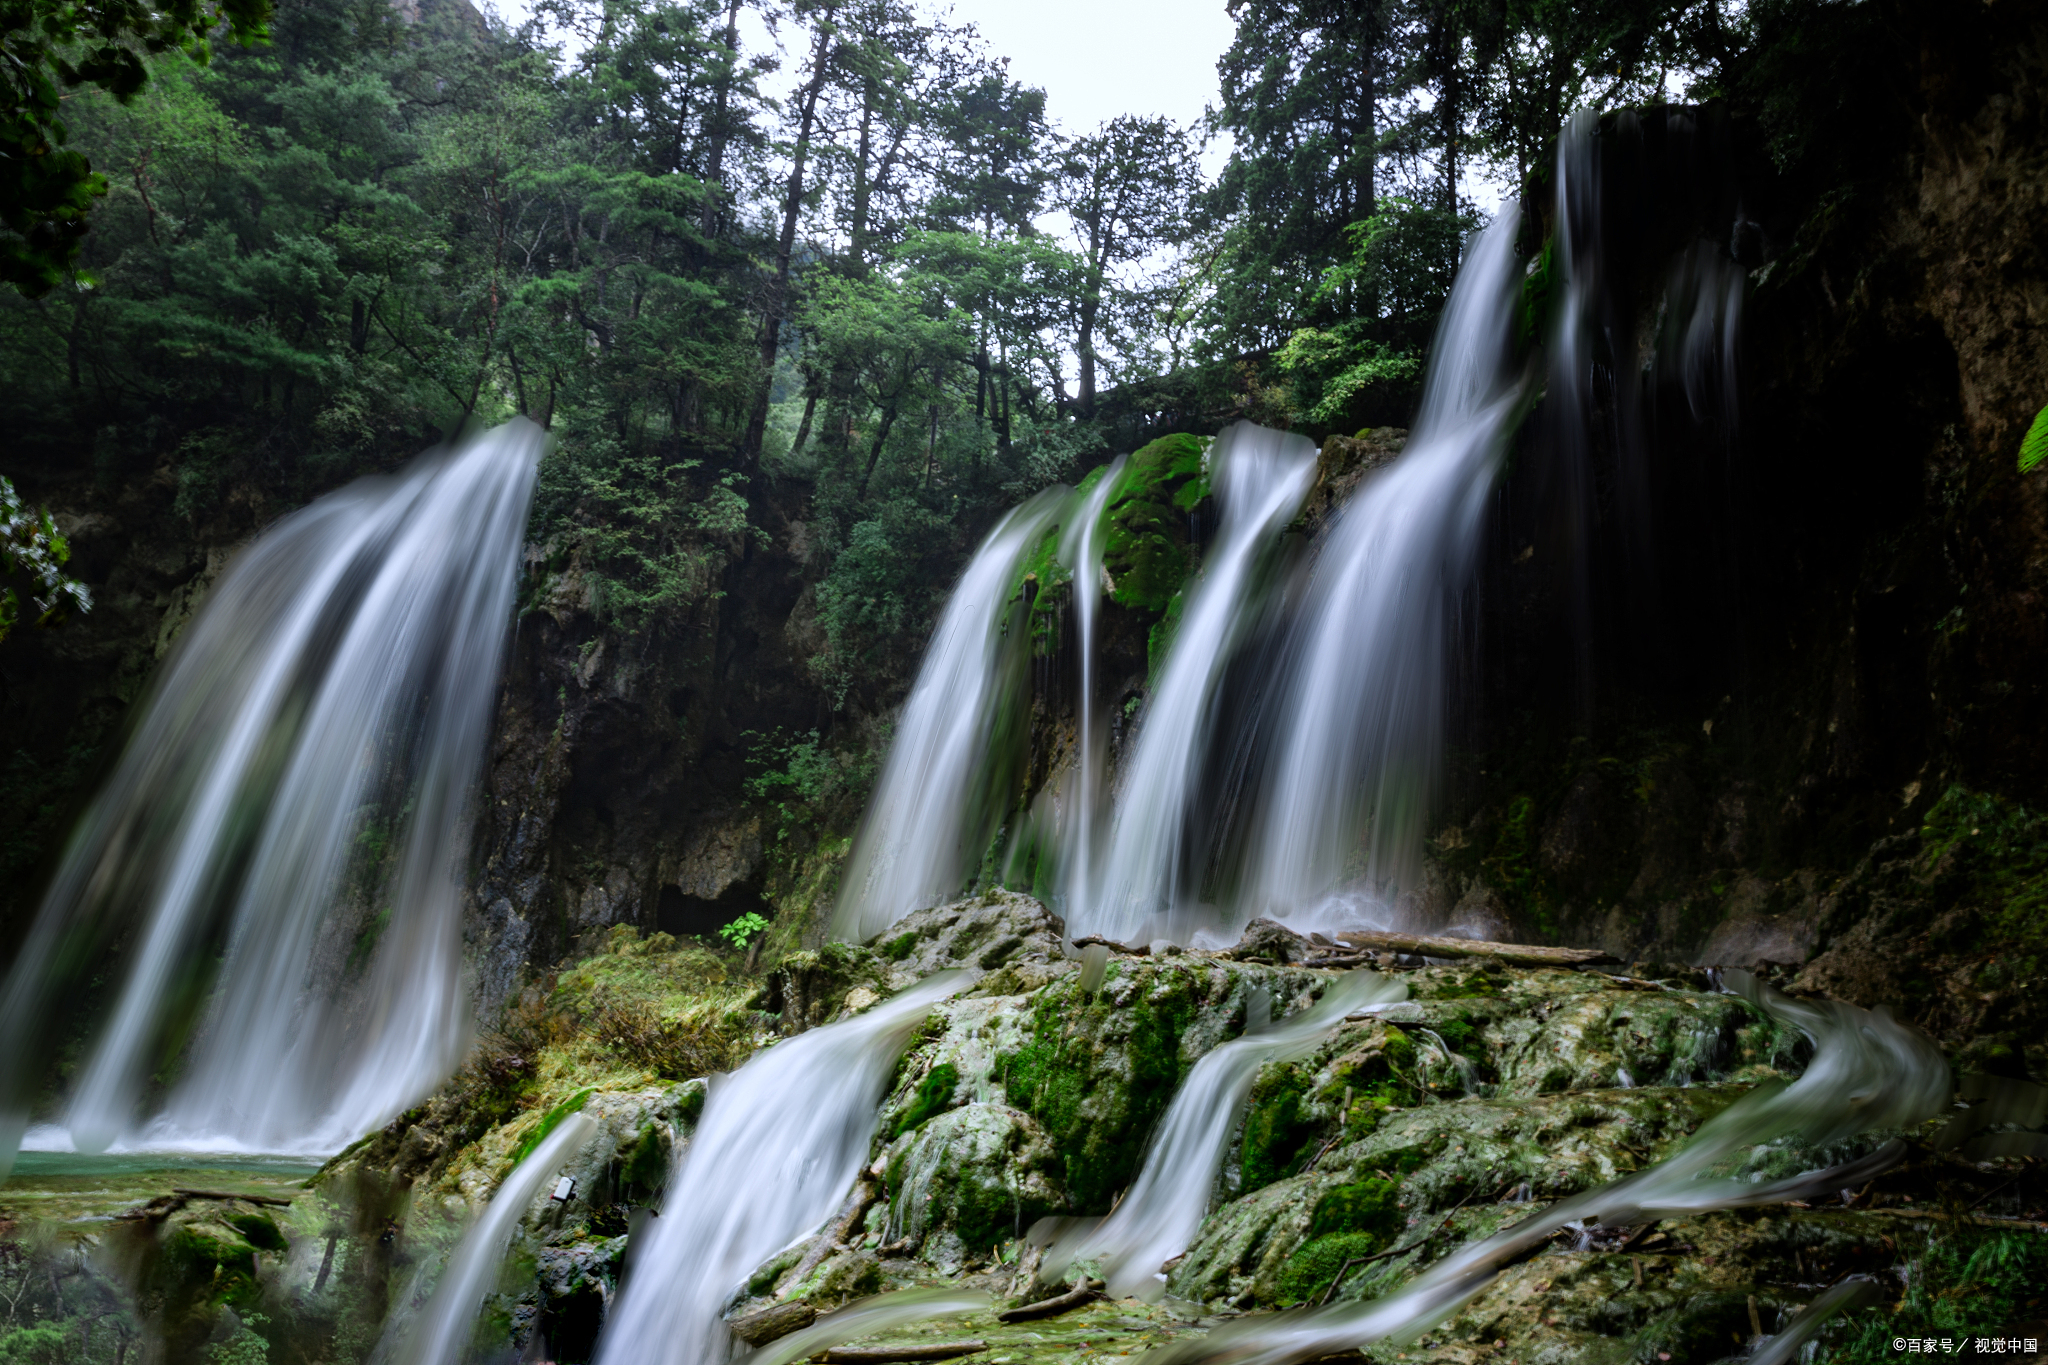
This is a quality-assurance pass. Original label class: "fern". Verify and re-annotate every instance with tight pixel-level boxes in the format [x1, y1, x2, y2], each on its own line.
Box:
[2019, 403, 2048, 474]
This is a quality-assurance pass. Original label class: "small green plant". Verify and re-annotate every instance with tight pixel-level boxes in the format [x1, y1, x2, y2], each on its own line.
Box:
[718, 912, 769, 949]
[2019, 403, 2048, 474]
[0, 475, 92, 642]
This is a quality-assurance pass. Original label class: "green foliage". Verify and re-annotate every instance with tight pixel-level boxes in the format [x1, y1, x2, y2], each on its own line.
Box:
[206, 1312, 270, 1365]
[0, 475, 90, 640]
[0, 0, 270, 295]
[881, 931, 919, 962]
[1823, 1230, 2048, 1363]
[891, 1061, 959, 1139]
[717, 912, 768, 949]
[2020, 405, 2048, 475]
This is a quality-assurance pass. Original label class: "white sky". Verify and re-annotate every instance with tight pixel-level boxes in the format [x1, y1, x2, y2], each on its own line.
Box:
[931, 0, 1237, 152]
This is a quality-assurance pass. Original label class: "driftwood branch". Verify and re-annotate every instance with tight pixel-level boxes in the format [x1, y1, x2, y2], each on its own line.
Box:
[996, 1278, 1103, 1323]
[785, 1178, 879, 1288]
[817, 1344, 986, 1363]
[1332, 932, 1617, 968]
[170, 1188, 295, 1207]
[1068, 936, 1146, 955]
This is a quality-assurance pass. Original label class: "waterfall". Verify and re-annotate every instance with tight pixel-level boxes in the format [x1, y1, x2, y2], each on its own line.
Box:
[374, 1112, 599, 1365]
[1238, 211, 1527, 927]
[1081, 424, 1316, 944]
[1040, 971, 1405, 1299]
[0, 423, 542, 1172]
[1055, 456, 1127, 934]
[592, 974, 965, 1365]
[1146, 969, 1951, 1365]
[833, 492, 1069, 944]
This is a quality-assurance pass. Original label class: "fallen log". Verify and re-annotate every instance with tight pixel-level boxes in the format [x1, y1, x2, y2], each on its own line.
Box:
[995, 1278, 1103, 1323]
[1332, 932, 1616, 968]
[817, 1343, 987, 1363]
[1068, 936, 1147, 955]
[171, 1188, 294, 1208]
[729, 1301, 818, 1346]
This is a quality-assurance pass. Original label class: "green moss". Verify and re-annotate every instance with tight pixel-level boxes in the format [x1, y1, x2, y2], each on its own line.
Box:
[996, 967, 1202, 1209]
[1275, 1232, 1390, 1306]
[1917, 786, 2048, 978]
[224, 1212, 287, 1253]
[508, 1086, 596, 1168]
[1101, 434, 1212, 615]
[892, 1062, 961, 1139]
[1307, 1177, 1403, 1242]
[1241, 1063, 1316, 1193]
[1483, 794, 1556, 937]
[618, 1121, 670, 1192]
[882, 932, 919, 962]
[1147, 590, 1185, 680]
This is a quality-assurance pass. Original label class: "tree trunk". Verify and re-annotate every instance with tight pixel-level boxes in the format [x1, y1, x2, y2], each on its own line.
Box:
[849, 72, 877, 272]
[740, 5, 838, 467]
[698, 0, 743, 236]
[857, 401, 899, 497]
[791, 383, 819, 457]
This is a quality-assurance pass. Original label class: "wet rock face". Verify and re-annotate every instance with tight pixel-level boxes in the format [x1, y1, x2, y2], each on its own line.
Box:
[880, 1104, 1066, 1252]
[871, 890, 1070, 984]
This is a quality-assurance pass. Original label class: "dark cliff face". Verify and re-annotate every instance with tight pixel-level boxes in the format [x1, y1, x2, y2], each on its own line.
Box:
[0, 459, 287, 943]
[461, 480, 865, 1013]
[1420, 0, 2048, 1077]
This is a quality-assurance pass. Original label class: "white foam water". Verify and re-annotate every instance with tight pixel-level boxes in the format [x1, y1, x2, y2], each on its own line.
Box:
[592, 974, 966, 1365]
[0, 423, 542, 1174]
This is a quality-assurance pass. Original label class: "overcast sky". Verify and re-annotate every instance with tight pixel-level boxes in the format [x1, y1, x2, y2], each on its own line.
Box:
[934, 0, 1237, 143]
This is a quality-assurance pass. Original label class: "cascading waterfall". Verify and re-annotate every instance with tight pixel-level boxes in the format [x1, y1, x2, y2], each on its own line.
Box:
[592, 973, 965, 1365]
[374, 1112, 599, 1365]
[1148, 969, 1951, 1365]
[1055, 455, 1127, 934]
[0, 422, 542, 1173]
[833, 492, 1069, 944]
[1237, 210, 1527, 926]
[1081, 424, 1316, 944]
[1040, 971, 1404, 1299]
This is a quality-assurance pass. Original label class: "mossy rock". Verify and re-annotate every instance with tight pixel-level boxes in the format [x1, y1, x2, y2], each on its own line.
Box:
[1240, 1062, 1317, 1193]
[1101, 433, 1212, 615]
[881, 1102, 1066, 1252]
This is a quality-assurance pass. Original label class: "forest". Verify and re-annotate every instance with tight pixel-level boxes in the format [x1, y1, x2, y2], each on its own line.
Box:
[0, 0, 1851, 689]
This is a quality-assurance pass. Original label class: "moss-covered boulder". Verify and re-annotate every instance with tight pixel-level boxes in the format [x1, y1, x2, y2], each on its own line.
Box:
[871, 889, 1068, 986]
[880, 1104, 1066, 1255]
[1100, 433, 1213, 615]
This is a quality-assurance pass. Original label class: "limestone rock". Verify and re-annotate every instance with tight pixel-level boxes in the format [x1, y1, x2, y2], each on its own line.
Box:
[871, 889, 1068, 984]
[880, 1103, 1066, 1252]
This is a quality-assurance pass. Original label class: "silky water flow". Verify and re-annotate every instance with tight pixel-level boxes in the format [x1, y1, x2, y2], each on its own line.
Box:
[0, 422, 543, 1173]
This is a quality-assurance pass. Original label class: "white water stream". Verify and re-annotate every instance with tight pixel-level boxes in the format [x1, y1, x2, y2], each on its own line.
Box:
[833, 492, 1069, 944]
[592, 974, 965, 1365]
[0, 423, 541, 1173]
[1041, 971, 1406, 1299]
[1056, 456, 1127, 935]
[1238, 210, 1526, 927]
[1081, 425, 1315, 944]
[374, 1112, 598, 1365]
